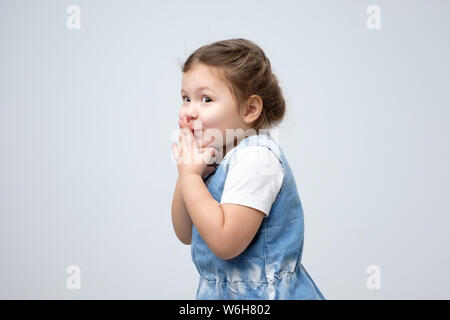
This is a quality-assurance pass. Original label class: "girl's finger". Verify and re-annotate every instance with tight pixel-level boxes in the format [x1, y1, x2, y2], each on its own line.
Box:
[182, 129, 193, 147]
[179, 129, 187, 144]
[202, 147, 216, 165]
[176, 141, 183, 160]
[210, 147, 216, 159]
[172, 143, 178, 162]
[181, 127, 192, 139]
[207, 147, 215, 157]
[180, 117, 187, 128]
[205, 135, 216, 147]
[172, 141, 179, 152]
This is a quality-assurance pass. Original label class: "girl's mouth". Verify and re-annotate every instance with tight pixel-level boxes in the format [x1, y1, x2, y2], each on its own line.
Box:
[188, 123, 202, 136]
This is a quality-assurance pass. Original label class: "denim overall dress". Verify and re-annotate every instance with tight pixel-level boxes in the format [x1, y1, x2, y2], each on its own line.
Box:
[191, 131, 325, 300]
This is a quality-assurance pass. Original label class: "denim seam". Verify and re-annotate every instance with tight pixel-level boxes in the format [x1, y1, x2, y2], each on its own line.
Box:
[267, 264, 301, 282]
[262, 133, 286, 197]
[200, 275, 268, 285]
[263, 217, 268, 284]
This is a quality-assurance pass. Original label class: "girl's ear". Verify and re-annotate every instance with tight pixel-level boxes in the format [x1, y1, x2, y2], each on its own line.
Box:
[242, 95, 263, 125]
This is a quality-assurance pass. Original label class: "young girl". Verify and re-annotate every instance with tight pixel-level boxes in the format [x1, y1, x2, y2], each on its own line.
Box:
[171, 38, 325, 300]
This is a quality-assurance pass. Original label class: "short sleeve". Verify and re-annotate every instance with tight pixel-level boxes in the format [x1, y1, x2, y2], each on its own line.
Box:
[220, 146, 284, 217]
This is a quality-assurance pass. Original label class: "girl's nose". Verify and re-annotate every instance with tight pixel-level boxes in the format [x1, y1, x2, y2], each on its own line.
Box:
[185, 105, 199, 120]
[179, 114, 198, 128]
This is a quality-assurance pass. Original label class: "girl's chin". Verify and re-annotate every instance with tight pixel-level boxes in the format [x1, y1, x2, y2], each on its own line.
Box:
[197, 140, 216, 149]
[194, 137, 217, 148]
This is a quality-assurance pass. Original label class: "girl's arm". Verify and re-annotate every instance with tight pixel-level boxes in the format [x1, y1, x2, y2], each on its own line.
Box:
[180, 173, 264, 260]
[171, 175, 193, 245]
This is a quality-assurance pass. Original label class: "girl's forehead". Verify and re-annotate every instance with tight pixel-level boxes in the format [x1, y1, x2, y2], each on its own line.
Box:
[182, 64, 237, 101]
[182, 64, 227, 88]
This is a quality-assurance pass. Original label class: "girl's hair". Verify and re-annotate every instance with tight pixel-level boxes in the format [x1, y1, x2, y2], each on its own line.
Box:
[180, 38, 286, 132]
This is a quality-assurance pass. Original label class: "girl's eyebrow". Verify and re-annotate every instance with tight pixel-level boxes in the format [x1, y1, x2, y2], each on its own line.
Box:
[181, 86, 216, 94]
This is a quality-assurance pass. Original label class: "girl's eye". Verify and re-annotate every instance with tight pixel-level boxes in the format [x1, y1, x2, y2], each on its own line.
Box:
[201, 96, 212, 103]
[181, 95, 212, 103]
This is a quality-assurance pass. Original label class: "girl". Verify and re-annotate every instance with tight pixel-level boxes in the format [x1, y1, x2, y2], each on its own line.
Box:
[171, 38, 325, 300]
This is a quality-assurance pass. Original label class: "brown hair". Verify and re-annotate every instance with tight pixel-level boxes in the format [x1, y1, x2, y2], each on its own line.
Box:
[179, 38, 286, 132]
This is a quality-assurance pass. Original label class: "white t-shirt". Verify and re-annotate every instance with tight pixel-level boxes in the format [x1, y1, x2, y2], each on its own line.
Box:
[219, 146, 284, 217]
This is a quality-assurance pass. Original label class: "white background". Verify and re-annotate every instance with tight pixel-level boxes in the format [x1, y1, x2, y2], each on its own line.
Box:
[0, 0, 449, 299]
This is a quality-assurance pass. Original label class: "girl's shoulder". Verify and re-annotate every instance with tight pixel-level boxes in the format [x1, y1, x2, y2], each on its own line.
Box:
[220, 145, 285, 217]
[227, 145, 285, 179]
[224, 132, 283, 163]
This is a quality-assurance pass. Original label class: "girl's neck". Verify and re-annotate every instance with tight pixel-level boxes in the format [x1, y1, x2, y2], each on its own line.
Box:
[221, 131, 259, 160]
[222, 136, 237, 159]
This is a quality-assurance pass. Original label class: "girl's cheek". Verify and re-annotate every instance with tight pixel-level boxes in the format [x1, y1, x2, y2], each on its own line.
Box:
[198, 114, 218, 129]
[202, 107, 227, 127]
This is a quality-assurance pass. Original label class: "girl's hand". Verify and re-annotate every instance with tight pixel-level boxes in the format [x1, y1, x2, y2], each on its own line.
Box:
[172, 118, 216, 178]
[177, 117, 217, 181]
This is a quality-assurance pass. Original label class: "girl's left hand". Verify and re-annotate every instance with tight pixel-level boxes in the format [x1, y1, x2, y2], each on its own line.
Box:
[172, 124, 216, 178]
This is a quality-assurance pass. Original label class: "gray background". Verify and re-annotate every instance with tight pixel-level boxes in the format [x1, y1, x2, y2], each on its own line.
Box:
[1, 0, 449, 299]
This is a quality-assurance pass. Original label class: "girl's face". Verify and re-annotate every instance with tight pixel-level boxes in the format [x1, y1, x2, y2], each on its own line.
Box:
[180, 63, 248, 152]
